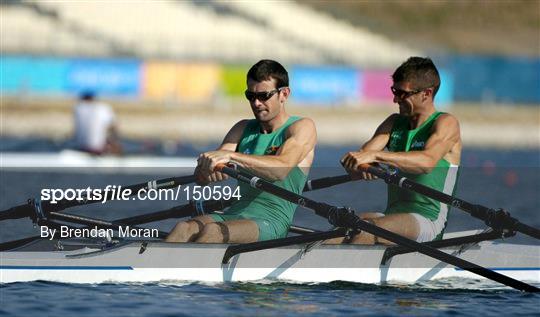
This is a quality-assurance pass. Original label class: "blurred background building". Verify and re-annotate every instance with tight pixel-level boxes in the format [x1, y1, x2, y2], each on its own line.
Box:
[1, 0, 539, 149]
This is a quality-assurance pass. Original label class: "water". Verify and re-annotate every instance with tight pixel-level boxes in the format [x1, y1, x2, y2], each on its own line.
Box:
[1, 139, 539, 316]
[1, 281, 539, 317]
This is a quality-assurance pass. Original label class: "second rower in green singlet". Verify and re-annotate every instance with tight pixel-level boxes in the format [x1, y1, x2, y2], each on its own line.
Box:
[339, 57, 462, 244]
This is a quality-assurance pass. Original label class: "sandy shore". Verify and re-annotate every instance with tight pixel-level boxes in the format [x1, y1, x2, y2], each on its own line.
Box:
[1, 98, 539, 148]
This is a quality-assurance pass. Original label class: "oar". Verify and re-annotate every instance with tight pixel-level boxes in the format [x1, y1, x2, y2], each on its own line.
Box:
[115, 199, 231, 225]
[303, 174, 352, 191]
[360, 165, 540, 240]
[216, 164, 539, 292]
[0, 199, 225, 251]
[0, 171, 352, 224]
[0, 174, 197, 221]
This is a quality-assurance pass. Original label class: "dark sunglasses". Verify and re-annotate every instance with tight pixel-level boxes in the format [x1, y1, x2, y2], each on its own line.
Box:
[245, 87, 286, 102]
[391, 86, 429, 99]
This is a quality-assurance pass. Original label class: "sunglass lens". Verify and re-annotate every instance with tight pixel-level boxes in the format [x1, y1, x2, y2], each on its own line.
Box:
[245, 91, 272, 102]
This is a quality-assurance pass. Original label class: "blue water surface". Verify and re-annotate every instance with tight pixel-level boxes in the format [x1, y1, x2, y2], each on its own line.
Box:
[1, 139, 539, 316]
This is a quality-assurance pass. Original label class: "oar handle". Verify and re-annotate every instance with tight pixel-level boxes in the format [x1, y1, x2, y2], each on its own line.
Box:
[0, 203, 33, 221]
[304, 174, 352, 192]
[215, 164, 354, 192]
[358, 164, 387, 178]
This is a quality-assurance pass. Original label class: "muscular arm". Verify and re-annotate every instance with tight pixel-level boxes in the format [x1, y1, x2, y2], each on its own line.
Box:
[195, 120, 248, 184]
[197, 118, 317, 182]
[373, 114, 460, 173]
[360, 114, 397, 152]
[343, 114, 461, 174]
[229, 118, 317, 181]
[341, 114, 396, 179]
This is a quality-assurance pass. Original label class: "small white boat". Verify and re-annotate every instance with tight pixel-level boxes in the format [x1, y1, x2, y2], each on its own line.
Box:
[0, 150, 197, 173]
[1, 232, 539, 285]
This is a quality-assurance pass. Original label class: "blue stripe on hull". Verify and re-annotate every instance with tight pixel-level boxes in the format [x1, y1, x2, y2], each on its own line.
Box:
[0, 266, 133, 270]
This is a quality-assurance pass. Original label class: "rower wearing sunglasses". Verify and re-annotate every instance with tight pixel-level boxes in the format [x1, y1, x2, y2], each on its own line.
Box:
[338, 56, 462, 245]
[166, 59, 316, 243]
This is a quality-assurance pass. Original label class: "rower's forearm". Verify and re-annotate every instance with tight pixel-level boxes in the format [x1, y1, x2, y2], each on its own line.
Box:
[374, 151, 436, 174]
[230, 152, 293, 181]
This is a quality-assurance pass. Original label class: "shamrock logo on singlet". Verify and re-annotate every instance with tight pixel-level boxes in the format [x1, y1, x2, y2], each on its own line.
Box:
[265, 146, 280, 155]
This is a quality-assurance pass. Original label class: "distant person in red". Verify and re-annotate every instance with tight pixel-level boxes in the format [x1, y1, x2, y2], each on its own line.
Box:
[73, 91, 122, 155]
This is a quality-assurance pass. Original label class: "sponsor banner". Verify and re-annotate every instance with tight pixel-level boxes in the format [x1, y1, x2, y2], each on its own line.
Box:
[66, 58, 141, 97]
[143, 62, 221, 102]
[361, 70, 393, 104]
[442, 55, 540, 103]
[143, 62, 179, 100]
[176, 64, 221, 101]
[221, 65, 248, 97]
[360, 69, 453, 108]
[290, 66, 361, 105]
[436, 70, 454, 108]
[1, 56, 69, 95]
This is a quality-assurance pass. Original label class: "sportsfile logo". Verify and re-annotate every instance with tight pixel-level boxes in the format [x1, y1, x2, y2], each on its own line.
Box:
[40, 185, 182, 204]
[40, 185, 241, 204]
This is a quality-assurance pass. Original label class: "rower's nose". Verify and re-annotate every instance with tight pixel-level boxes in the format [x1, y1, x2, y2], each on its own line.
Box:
[251, 98, 264, 108]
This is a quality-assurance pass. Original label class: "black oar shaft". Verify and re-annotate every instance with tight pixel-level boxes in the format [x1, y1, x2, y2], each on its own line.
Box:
[115, 199, 231, 225]
[218, 164, 539, 292]
[0, 174, 197, 221]
[0, 203, 33, 221]
[303, 174, 352, 191]
[363, 165, 540, 240]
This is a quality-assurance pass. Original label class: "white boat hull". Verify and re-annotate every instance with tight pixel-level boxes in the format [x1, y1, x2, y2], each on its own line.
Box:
[0, 150, 197, 173]
[1, 239, 539, 285]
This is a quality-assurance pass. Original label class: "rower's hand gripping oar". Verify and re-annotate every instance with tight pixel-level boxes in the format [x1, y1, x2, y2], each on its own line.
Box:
[215, 163, 539, 292]
[358, 164, 540, 240]
[0, 174, 197, 222]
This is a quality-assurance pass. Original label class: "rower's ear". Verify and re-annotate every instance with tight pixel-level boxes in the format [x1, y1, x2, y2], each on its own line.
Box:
[423, 87, 434, 101]
[280, 87, 290, 103]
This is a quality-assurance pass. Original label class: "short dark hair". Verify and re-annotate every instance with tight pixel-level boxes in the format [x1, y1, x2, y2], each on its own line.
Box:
[80, 90, 96, 101]
[247, 59, 289, 88]
[392, 57, 440, 97]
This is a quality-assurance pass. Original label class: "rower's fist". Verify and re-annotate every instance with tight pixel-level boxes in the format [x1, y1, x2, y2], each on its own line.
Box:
[340, 151, 377, 180]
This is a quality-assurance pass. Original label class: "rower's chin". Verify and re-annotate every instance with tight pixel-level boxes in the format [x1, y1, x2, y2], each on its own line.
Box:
[254, 111, 270, 121]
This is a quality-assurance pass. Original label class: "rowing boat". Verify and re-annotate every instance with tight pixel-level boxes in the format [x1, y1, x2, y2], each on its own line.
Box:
[1, 165, 539, 291]
[0, 150, 196, 173]
[1, 231, 538, 285]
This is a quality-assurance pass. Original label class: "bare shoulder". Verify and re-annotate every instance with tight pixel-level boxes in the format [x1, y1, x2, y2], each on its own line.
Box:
[230, 119, 251, 131]
[386, 113, 400, 122]
[434, 113, 460, 131]
[375, 113, 400, 133]
[286, 117, 317, 137]
[220, 119, 251, 148]
[290, 117, 316, 130]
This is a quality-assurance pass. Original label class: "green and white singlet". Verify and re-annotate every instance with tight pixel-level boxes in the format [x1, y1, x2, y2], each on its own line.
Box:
[211, 116, 308, 241]
[385, 111, 460, 240]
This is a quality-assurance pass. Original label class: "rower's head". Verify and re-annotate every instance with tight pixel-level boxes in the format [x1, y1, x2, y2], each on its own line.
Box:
[391, 57, 440, 116]
[245, 60, 290, 123]
[79, 90, 96, 102]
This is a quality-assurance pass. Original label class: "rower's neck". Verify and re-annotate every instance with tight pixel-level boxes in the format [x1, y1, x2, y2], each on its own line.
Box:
[409, 109, 436, 129]
[259, 113, 290, 134]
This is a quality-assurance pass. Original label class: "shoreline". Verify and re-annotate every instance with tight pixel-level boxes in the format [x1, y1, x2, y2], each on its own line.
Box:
[1, 100, 539, 149]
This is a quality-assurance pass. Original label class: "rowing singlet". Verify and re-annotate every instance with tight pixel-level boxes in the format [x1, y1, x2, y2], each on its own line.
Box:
[385, 112, 460, 228]
[226, 116, 308, 236]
